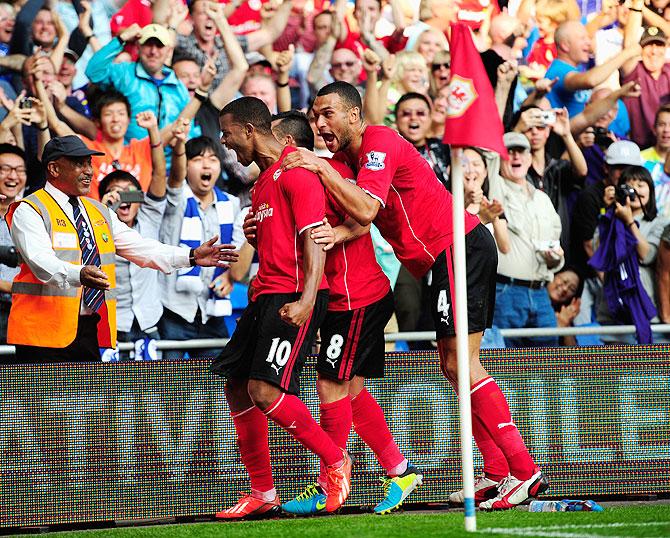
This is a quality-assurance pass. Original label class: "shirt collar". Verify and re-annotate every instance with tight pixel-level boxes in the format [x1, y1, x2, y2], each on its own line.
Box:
[504, 177, 535, 195]
[45, 181, 74, 208]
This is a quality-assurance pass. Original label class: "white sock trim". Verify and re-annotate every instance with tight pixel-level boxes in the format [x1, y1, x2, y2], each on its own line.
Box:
[251, 487, 277, 502]
[263, 393, 285, 416]
[471, 377, 495, 395]
[232, 405, 257, 419]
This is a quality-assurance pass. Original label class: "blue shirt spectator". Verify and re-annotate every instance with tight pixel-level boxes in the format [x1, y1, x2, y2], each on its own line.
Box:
[546, 59, 592, 117]
[85, 24, 191, 141]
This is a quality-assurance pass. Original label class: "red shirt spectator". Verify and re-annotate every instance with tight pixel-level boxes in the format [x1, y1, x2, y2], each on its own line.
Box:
[224, 0, 269, 35]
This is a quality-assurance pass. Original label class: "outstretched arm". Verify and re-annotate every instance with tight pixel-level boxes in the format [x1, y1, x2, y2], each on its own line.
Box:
[564, 45, 641, 91]
[207, 2, 250, 110]
[137, 111, 166, 198]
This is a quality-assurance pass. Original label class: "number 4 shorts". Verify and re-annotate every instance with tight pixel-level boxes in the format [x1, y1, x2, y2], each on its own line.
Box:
[210, 290, 329, 396]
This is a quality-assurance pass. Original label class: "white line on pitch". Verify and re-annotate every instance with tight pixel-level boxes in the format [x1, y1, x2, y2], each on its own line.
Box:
[519, 522, 670, 531]
[481, 529, 630, 538]
[481, 521, 670, 538]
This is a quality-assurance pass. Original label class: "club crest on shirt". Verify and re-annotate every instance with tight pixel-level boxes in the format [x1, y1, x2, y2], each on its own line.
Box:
[273, 169, 282, 181]
[365, 151, 386, 171]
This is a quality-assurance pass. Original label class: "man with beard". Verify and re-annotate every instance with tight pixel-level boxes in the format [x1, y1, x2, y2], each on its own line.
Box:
[281, 81, 548, 510]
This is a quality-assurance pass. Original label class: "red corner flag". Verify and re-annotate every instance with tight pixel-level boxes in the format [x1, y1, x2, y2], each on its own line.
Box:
[443, 23, 508, 158]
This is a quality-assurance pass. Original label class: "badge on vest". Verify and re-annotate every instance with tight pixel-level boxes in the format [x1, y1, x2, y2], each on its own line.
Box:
[53, 232, 78, 249]
[101, 232, 109, 243]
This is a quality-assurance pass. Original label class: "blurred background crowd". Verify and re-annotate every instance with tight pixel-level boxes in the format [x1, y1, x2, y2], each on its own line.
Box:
[0, 0, 669, 357]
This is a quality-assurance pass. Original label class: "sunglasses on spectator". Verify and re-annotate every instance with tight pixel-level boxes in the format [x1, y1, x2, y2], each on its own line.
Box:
[332, 61, 356, 69]
[432, 62, 450, 71]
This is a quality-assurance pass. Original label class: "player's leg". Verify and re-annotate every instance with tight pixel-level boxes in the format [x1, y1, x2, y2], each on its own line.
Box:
[211, 303, 279, 520]
[281, 375, 350, 516]
[282, 308, 355, 516]
[327, 291, 422, 513]
[434, 225, 548, 509]
[438, 335, 547, 509]
[349, 375, 423, 514]
[248, 292, 352, 513]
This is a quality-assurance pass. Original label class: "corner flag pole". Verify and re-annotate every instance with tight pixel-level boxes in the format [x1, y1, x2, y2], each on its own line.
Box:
[450, 147, 476, 532]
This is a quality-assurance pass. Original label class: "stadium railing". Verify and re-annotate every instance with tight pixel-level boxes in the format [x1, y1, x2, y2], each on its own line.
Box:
[0, 324, 668, 354]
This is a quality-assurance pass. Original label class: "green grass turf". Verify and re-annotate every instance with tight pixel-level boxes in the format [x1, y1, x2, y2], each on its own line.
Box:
[19, 505, 670, 538]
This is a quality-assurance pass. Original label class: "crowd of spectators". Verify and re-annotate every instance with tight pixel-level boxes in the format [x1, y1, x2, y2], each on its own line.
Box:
[1, 0, 670, 355]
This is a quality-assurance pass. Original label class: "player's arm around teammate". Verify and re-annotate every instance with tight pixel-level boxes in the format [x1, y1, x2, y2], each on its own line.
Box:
[283, 148, 381, 227]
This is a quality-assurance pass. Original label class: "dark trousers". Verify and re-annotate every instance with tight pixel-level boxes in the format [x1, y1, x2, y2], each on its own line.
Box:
[158, 308, 229, 360]
[13, 314, 101, 363]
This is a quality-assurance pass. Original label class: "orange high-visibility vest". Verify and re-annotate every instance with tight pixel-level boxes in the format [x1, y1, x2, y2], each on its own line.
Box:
[6, 188, 117, 348]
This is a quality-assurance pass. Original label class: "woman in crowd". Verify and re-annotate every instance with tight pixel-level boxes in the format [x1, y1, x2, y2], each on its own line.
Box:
[462, 146, 510, 254]
[547, 267, 582, 346]
[595, 166, 668, 342]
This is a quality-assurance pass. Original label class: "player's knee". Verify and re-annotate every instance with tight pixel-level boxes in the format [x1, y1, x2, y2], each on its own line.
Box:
[316, 375, 348, 403]
[224, 377, 251, 407]
[442, 360, 459, 384]
[247, 379, 281, 410]
[348, 375, 366, 398]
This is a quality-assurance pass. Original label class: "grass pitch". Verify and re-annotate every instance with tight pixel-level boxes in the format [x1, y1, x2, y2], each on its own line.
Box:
[18, 504, 670, 538]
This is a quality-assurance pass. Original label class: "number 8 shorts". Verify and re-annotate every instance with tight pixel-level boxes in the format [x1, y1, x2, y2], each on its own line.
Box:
[316, 290, 394, 381]
[211, 290, 329, 396]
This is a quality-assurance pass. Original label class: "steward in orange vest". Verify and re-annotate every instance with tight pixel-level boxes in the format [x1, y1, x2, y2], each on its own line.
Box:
[6, 136, 238, 362]
[6, 188, 117, 349]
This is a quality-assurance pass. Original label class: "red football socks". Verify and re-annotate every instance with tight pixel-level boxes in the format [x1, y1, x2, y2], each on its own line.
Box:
[318, 396, 353, 486]
[264, 393, 343, 467]
[470, 377, 535, 480]
[472, 414, 510, 481]
[351, 388, 405, 475]
[231, 405, 274, 493]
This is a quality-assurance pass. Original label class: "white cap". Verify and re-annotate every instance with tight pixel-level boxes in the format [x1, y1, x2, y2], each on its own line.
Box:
[605, 140, 643, 166]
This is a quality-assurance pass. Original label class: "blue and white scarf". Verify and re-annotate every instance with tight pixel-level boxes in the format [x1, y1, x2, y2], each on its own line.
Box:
[176, 184, 234, 317]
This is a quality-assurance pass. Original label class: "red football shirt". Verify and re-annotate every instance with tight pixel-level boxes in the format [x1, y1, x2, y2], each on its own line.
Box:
[223, 0, 269, 35]
[251, 146, 329, 299]
[334, 126, 480, 279]
[324, 159, 390, 311]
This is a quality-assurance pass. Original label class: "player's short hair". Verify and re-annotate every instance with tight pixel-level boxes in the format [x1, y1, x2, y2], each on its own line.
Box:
[272, 111, 314, 151]
[220, 96, 273, 134]
[186, 136, 221, 163]
[98, 170, 142, 199]
[316, 81, 363, 114]
[395, 92, 432, 118]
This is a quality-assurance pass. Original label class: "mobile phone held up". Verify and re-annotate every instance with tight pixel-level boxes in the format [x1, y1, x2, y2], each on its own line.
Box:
[119, 190, 145, 204]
